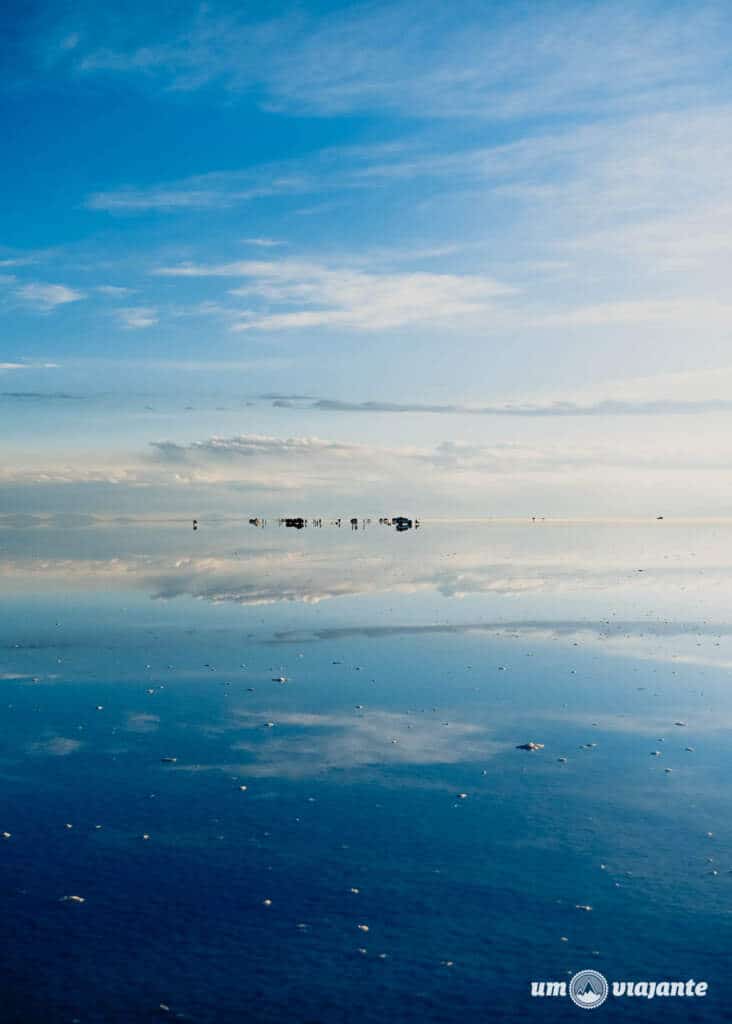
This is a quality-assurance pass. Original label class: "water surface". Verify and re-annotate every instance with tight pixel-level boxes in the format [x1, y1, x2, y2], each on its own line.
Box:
[1, 517, 731, 1022]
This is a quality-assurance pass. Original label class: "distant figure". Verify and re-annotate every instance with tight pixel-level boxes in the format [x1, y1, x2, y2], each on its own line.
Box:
[192, 519, 198, 531]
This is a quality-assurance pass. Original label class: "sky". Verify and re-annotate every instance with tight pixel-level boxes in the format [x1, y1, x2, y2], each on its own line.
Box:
[3, 0, 732, 517]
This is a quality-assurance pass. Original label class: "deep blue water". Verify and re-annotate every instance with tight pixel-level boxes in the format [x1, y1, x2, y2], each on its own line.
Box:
[2, 518, 732, 1022]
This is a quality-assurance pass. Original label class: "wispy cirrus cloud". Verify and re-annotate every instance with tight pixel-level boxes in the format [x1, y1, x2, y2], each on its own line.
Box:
[242, 237, 286, 248]
[96, 284, 135, 297]
[0, 256, 37, 268]
[87, 185, 242, 212]
[16, 282, 86, 310]
[64, 2, 732, 122]
[77, 103, 732, 350]
[81, 145, 427, 215]
[75, 101, 732, 352]
[115, 306, 158, 329]
[81, 106, 724, 219]
[154, 258, 514, 331]
[86, 171, 305, 212]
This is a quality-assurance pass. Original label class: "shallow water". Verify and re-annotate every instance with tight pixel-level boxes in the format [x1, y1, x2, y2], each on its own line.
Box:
[2, 517, 732, 1022]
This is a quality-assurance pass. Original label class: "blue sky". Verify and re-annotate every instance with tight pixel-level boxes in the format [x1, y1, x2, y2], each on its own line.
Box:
[4, 0, 732, 515]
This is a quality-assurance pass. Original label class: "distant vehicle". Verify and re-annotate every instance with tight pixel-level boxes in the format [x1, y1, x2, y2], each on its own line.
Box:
[392, 516, 413, 531]
[284, 517, 306, 529]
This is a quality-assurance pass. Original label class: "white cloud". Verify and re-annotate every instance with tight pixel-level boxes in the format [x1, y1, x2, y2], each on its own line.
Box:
[70, 3, 732, 122]
[155, 258, 514, 331]
[17, 282, 85, 310]
[79, 102, 732, 353]
[0, 256, 36, 268]
[1, 424, 720, 499]
[150, 434, 358, 460]
[534, 299, 732, 330]
[242, 237, 286, 247]
[96, 284, 135, 297]
[8, 422, 732, 516]
[144, 431, 732, 502]
[86, 172, 304, 212]
[0, 464, 146, 485]
[115, 306, 158, 329]
[88, 186, 235, 211]
[0, 361, 59, 372]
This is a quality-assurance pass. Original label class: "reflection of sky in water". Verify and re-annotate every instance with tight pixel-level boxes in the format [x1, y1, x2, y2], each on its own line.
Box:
[1, 520, 732, 1021]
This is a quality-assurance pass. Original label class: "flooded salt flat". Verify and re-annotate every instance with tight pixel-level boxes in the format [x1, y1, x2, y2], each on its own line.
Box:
[2, 518, 732, 1022]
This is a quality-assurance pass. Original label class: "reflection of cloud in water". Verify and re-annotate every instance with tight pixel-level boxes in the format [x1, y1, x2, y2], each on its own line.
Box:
[267, 619, 732, 674]
[150, 568, 550, 605]
[536, 708, 732, 735]
[226, 710, 503, 778]
[146, 550, 732, 607]
[269, 619, 732, 642]
[0, 549, 571, 605]
[28, 736, 83, 756]
[7, 521, 732, 616]
[7, 522, 732, 687]
[125, 712, 160, 733]
[270, 614, 732, 638]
